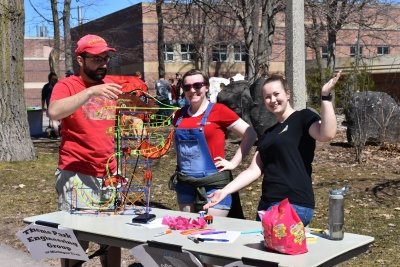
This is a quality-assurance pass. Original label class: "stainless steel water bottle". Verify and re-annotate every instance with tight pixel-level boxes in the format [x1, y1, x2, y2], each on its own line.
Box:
[328, 186, 349, 240]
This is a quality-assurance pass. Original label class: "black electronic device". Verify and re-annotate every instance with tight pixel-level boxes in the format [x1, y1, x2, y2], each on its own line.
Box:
[132, 213, 156, 224]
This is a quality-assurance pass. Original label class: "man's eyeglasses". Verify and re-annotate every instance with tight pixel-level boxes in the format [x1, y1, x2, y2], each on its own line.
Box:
[83, 55, 111, 64]
[182, 82, 206, 92]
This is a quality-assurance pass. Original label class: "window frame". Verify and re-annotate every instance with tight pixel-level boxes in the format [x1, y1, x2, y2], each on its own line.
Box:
[234, 43, 247, 62]
[163, 44, 174, 61]
[350, 45, 363, 57]
[180, 44, 195, 62]
[377, 46, 389, 55]
[321, 46, 328, 59]
[212, 44, 228, 62]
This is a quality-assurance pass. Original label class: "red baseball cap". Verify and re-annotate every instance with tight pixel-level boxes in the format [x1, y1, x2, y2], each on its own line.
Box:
[75, 34, 116, 55]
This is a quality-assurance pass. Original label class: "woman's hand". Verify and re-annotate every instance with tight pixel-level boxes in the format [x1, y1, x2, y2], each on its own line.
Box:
[321, 70, 342, 96]
[214, 156, 236, 171]
[203, 189, 228, 210]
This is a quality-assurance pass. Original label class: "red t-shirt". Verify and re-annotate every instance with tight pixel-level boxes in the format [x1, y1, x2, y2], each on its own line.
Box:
[173, 103, 239, 162]
[51, 75, 117, 177]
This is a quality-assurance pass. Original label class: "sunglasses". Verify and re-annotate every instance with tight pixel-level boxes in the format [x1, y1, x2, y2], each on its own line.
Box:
[83, 55, 111, 64]
[182, 82, 206, 92]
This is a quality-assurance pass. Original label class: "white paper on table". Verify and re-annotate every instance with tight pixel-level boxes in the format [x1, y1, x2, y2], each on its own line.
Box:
[128, 218, 167, 229]
[142, 218, 166, 229]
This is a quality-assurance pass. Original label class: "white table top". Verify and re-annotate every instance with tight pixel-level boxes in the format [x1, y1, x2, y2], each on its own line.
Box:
[23, 208, 374, 267]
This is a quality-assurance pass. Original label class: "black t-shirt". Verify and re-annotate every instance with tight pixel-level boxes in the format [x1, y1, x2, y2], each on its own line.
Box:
[41, 82, 54, 108]
[257, 109, 320, 208]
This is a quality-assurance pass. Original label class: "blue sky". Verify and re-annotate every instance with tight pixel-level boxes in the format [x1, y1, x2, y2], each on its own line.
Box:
[24, 0, 142, 37]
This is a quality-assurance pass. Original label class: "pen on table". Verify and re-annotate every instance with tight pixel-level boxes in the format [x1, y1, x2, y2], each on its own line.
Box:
[154, 229, 172, 237]
[197, 238, 229, 242]
[126, 222, 144, 227]
[200, 230, 226, 235]
[180, 228, 214, 235]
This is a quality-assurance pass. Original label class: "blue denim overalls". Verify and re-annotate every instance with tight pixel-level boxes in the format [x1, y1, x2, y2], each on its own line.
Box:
[174, 102, 232, 208]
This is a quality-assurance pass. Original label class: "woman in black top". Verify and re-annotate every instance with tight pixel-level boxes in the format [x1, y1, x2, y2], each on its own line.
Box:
[204, 71, 341, 226]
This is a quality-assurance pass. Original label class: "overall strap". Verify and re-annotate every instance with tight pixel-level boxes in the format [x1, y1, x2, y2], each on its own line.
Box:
[199, 102, 214, 126]
[174, 102, 214, 127]
[174, 106, 190, 127]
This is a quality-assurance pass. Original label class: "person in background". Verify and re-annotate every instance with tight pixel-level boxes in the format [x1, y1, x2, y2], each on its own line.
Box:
[48, 34, 123, 267]
[176, 72, 189, 107]
[155, 74, 172, 116]
[175, 72, 182, 93]
[169, 78, 179, 106]
[65, 69, 74, 77]
[134, 70, 146, 83]
[41, 72, 60, 138]
[204, 71, 342, 226]
[171, 69, 257, 218]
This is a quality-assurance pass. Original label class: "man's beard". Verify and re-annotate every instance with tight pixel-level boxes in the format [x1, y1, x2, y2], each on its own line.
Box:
[84, 65, 107, 82]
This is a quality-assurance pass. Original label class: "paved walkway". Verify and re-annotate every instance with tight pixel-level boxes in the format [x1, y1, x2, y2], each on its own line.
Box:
[0, 244, 52, 266]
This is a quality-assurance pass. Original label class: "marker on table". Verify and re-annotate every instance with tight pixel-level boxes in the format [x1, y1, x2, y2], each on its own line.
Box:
[241, 229, 262, 235]
[154, 229, 172, 237]
[198, 238, 229, 242]
[200, 230, 226, 235]
[126, 222, 145, 227]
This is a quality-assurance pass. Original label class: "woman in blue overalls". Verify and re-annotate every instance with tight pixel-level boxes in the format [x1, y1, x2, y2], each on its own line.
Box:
[171, 69, 257, 217]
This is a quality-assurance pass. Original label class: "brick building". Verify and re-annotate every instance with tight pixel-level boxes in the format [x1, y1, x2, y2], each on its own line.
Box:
[24, 2, 400, 105]
[24, 37, 65, 107]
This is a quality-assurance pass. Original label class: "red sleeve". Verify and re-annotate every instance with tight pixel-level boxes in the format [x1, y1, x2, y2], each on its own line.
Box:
[50, 77, 76, 102]
[212, 103, 240, 128]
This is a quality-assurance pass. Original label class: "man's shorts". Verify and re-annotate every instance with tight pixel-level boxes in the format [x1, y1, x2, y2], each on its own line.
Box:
[55, 169, 116, 211]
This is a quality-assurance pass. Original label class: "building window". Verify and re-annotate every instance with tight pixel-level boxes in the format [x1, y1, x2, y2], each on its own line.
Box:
[321, 46, 328, 59]
[212, 44, 227, 62]
[350, 45, 363, 57]
[181, 44, 195, 61]
[234, 43, 247, 62]
[163, 44, 174, 61]
[377, 46, 389, 55]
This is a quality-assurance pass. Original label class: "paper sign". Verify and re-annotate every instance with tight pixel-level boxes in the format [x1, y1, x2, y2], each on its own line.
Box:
[16, 223, 89, 262]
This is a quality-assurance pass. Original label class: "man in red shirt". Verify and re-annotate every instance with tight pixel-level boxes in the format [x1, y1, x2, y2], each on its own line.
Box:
[49, 34, 123, 267]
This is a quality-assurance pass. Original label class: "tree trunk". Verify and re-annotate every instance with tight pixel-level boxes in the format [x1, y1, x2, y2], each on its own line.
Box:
[63, 0, 73, 73]
[156, 0, 165, 77]
[0, 0, 35, 161]
[50, 0, 60, 76]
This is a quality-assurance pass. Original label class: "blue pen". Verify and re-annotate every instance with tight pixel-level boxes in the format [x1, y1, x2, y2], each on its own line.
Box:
[198, 238, 229, 242]
[200, 230, 227, 235]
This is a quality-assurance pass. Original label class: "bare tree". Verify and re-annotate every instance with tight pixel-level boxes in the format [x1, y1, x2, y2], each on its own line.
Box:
[305, 0, 377, 74]
[0, 1, 36, 161]
[305, 0, 326, 82]
[162, 1, 234, 75]
[216, 0, 285, 82]
[163, 1, 283, 81]
[49, 0, 61, 76]
[28, 0, 96, 75]
[63, 0, 73, 72]
[156, 0, 166, 77]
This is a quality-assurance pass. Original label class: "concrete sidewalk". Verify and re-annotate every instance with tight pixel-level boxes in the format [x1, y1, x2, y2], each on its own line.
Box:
[0, 244, 52, 267]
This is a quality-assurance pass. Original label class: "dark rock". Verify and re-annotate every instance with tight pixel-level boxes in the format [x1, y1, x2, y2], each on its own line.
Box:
[217, 77, 277, 138]
[249, 77, 277, 137]
[217, 80, 254, 126]
[344, 91, 400, 145]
